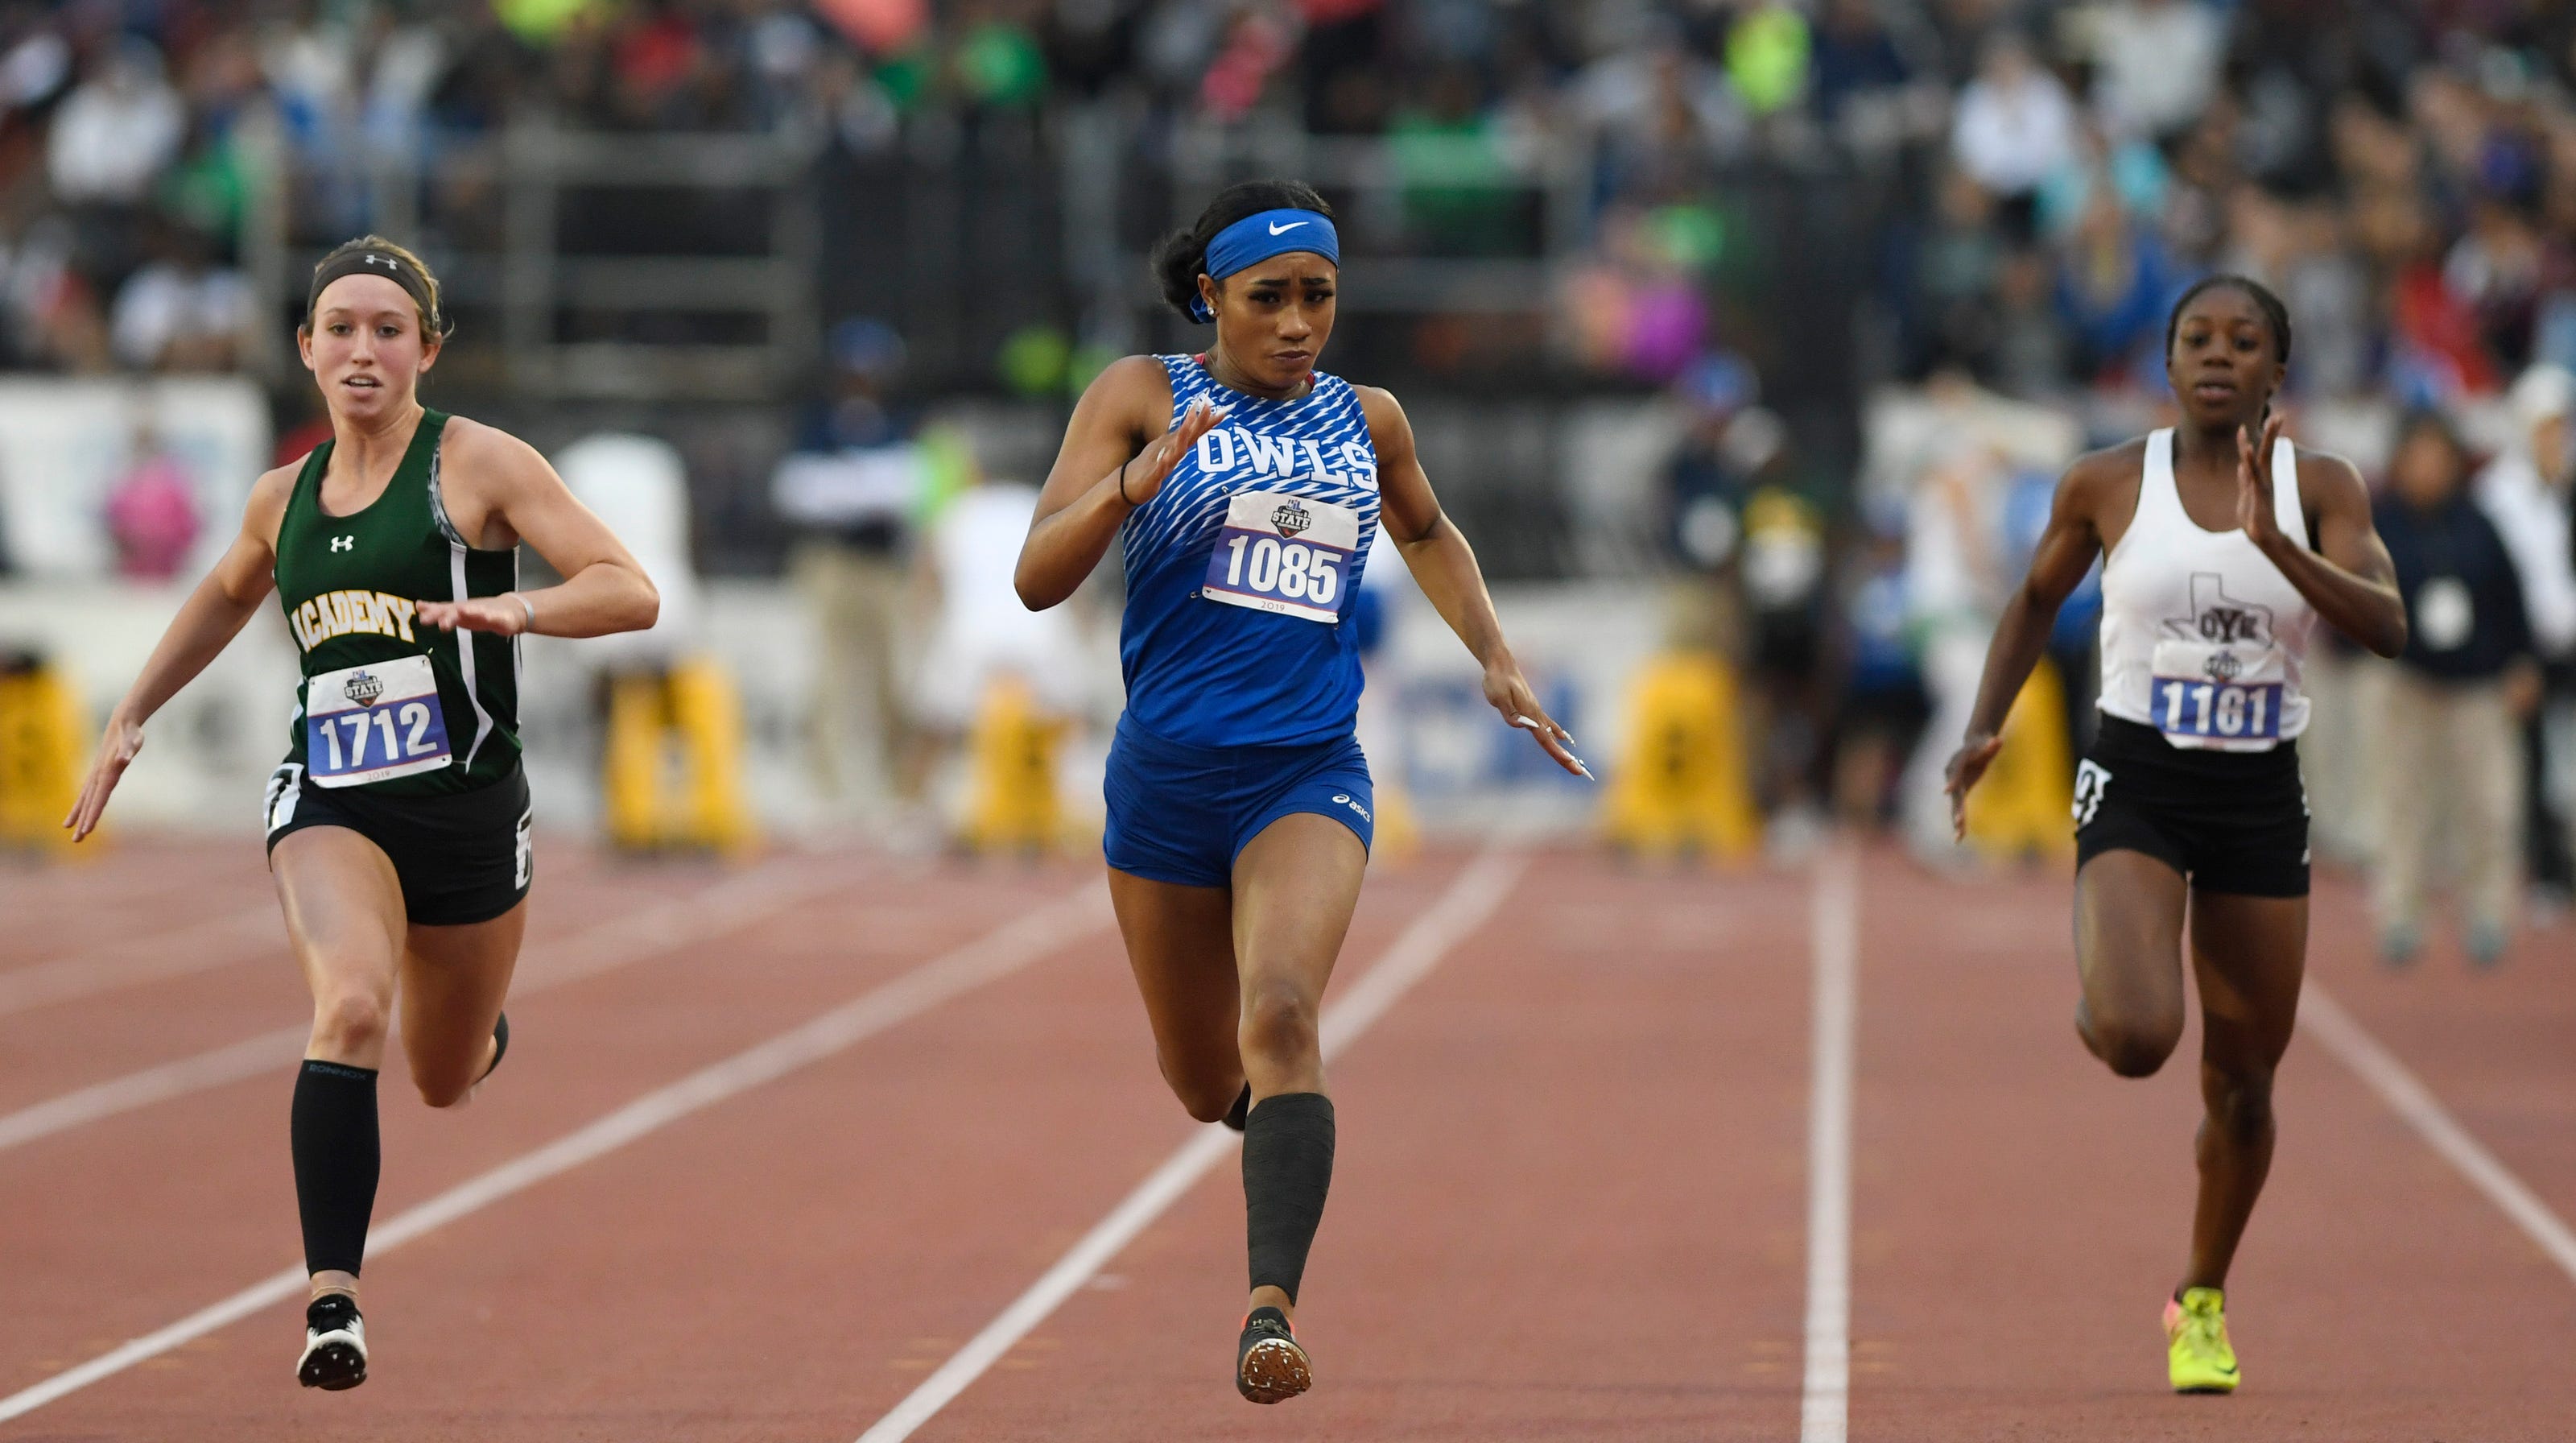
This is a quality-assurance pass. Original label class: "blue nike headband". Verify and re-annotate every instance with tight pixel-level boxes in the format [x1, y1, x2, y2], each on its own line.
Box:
[1190, 209, 1340, 322]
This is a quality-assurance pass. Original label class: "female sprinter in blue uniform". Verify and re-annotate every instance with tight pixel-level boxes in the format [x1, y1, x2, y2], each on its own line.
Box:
[1945, 277, 2406, 1393]
[1016, 180, 1583, 1404]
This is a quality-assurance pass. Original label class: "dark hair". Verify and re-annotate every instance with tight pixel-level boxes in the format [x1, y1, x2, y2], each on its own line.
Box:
[2392, 405, 2471, 469]
[1149, 180, 1335, 321]
[2164, 273, 2291, 366]
[302, 234, 452, 338]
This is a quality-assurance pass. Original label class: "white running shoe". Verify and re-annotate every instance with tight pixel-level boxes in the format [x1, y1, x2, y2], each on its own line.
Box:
[297, 1292, 368, 1391]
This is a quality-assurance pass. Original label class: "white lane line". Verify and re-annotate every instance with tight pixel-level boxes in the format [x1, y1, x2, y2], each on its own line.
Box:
[852, 849, 1528, 1443]
[0, 908, 279, 1018]
[2301, 982, 2576, 1285]
[1801, 843, 1859, 1443]
[0, 879, 1110, 1425]
[0, 854, 865, 1155]
[0, 854, 617, 1017]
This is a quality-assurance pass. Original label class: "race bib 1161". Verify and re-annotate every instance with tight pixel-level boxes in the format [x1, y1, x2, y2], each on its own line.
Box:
[1201, 491, 1360, 624]
[303, 654, 453, 787]
[2149, 639, 2285, 750]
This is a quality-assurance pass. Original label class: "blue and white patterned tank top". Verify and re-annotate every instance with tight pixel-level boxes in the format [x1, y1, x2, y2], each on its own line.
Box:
[1118, 354, 1382, 747]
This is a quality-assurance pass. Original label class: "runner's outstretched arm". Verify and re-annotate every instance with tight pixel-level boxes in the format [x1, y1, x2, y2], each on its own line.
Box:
[1944, 454, 2111, 837]
[1364, 386, 1583, 778]
[66, 465, 294, 840]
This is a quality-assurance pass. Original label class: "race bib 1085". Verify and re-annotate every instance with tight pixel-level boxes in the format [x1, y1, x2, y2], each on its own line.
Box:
[2149, 639, 2285, 751]
[1201, 491, 1360, 624]
[303, 654, 453, 788]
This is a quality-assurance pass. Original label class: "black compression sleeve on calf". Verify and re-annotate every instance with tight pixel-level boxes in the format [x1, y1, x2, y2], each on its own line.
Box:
[1242, 1092, 1335, 1303]
[291, 1060, 381, 1278]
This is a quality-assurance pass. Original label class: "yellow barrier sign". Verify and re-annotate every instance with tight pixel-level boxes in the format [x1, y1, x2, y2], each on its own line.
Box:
[1601, 651, 1761, 862]
[0, 658, 84, 854]
[1963, 657, 2075, 860]
[601, 658, 756, 854]
[962, 676, 1066, 854]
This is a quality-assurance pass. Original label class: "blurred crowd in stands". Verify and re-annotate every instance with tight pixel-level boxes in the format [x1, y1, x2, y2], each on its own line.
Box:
[2, 0, 2574, 949]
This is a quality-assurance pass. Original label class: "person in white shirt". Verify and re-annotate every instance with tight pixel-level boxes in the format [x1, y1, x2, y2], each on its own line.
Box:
[2477, 365, 2576, 904]
[44, 39, 184, 206]
[109, 227, 254, 372]
[1951, 31, 2076, 200]
[2089, 0, 2224, 140]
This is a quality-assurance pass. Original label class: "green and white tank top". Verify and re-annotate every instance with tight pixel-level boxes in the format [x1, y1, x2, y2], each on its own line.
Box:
[274, 408, 521, 795]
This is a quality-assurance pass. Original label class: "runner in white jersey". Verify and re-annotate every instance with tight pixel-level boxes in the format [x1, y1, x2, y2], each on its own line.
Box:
[1943, 277, 2407, 1395]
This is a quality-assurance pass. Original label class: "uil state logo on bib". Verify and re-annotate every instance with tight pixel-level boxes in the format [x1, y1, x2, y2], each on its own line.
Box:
[1202, 491, 1360, 624]
[303, 653, 454, 787]
[2149, 574, 2286, 750]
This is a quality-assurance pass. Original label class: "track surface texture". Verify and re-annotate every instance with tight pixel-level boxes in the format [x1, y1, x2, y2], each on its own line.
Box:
[0, 838, 2569, 1441]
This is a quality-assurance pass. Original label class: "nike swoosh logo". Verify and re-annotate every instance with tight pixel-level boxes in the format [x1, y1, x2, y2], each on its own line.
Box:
[1268, 221, 1307, 235]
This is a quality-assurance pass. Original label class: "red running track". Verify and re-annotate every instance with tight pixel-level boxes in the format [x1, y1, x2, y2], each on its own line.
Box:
[0, 840, 2570, 1441]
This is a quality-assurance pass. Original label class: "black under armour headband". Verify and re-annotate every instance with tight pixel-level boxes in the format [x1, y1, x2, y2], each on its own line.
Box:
[305, 247, 445, 334]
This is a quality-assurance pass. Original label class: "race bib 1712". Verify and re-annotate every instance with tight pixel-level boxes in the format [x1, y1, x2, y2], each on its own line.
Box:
[303, 653, 453, 788]
[1201, 491, 1360, 624]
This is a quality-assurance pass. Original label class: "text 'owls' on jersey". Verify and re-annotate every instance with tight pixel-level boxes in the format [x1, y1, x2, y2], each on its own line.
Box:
[1117, 356, 1381, 748]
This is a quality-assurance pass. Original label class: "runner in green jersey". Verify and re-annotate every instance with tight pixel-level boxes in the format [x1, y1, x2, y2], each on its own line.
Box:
[64, 235, 659, 1392]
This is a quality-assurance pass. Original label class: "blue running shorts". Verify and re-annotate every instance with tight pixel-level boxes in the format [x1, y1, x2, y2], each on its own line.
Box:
[1103, 714, 1374, 887]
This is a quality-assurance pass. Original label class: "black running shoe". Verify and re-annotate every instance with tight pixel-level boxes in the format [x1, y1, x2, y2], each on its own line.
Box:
[1222, 1083, 1251, 1133]
[1236, 1305, 1311, 1404]
[298, 1292, 368, 1391]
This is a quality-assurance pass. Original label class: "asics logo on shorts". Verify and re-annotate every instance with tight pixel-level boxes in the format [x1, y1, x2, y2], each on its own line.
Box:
[2072, 761, 2111, 828]
[1331, 792, 1371, 822]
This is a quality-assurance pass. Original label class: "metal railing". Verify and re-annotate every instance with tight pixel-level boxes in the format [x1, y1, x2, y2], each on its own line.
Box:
[245, 113, 820, 402]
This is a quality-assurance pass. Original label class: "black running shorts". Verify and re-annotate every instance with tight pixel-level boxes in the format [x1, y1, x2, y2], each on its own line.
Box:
[2073, 714, 2309, 898]
[263, 763, 534, 925]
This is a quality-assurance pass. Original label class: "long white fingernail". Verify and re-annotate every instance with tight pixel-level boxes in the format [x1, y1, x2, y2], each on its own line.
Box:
[1511, 714, 1539, 729]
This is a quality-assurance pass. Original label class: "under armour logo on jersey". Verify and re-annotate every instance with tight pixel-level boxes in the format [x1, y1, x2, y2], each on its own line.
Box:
[330, 535, 354, 552]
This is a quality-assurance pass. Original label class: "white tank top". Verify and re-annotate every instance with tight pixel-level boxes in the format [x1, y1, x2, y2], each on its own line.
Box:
[2097, 428, 2314, 752]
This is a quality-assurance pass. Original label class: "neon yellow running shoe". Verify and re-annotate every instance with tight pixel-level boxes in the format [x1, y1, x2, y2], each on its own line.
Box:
[2163, 1287, 2239, 1394]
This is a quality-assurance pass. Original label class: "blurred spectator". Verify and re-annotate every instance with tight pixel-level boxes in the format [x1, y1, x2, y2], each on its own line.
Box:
[2366, 410, 2540, 968]
[2054, 189, 2182, 384]
[0, 23, 72, 118]
[1576, 16, 1745, 191]
[771, 318, 930, 814]
[1949, 31, 2073, 215]
[2085, 0, 2224, 142]
[1810, 0, 1911, 126]
[1907, 167, 2007, 377]
[102, 423, 200, 581]
[45, 38, 183, 206]
[109, 225, 252, 372]
[1660, 351, 1764, 654]
[5, 216, 111, 372]
[2477, 365, 2576, 905]
[1827, 511, 1928, 830]
[911, 467, 1086, 741]
[555, 432, 704, 670]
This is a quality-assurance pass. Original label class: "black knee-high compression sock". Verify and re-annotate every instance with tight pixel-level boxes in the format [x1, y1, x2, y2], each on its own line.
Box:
[1242, 1092, 1335, 1303]
[291, 1060, 380, 1278]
